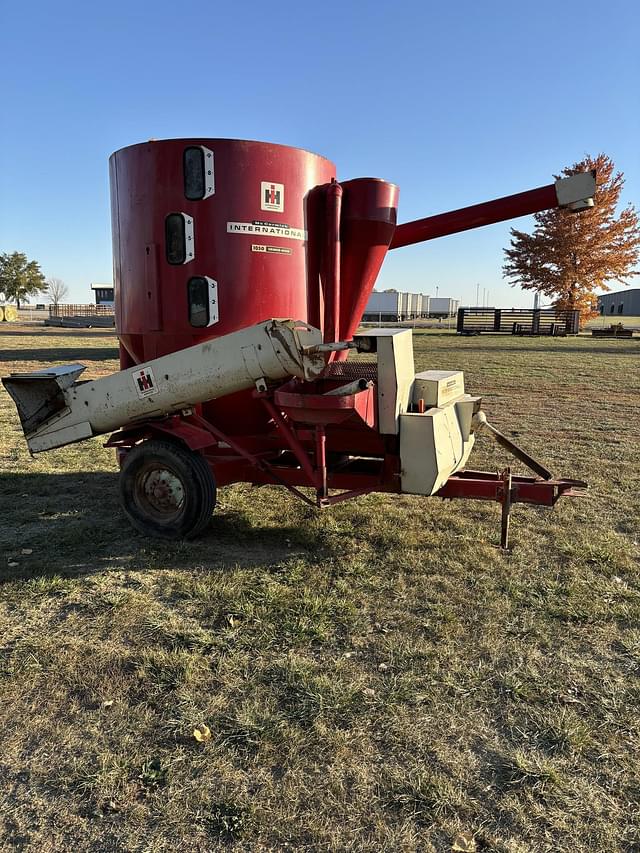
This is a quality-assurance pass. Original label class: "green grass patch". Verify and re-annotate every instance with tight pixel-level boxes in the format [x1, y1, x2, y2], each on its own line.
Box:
[0, 324, 639, 851]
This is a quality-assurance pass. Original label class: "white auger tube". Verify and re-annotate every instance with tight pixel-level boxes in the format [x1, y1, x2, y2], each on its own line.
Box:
[2, 319, 326, 453]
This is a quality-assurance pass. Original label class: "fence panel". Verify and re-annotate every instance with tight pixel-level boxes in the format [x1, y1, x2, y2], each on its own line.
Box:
[456, 308, 580, 336]
[49, 304, 115, 317]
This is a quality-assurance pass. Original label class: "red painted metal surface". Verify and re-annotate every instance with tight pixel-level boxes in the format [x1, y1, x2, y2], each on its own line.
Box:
[110, 139, 335, 355]
[436, 471, 586, 505]
[105, 417, 217, 451]
[389, 184, 558, 249]
[338, 178, 398, 344]
[322, 180, 343, 344]
[109, 140, 400, 433]
[110, 138, 336, 434]
[273, 378, 376, 428]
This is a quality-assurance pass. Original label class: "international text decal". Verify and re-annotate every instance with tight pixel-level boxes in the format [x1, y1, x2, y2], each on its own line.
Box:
[227, 221, 306, 241]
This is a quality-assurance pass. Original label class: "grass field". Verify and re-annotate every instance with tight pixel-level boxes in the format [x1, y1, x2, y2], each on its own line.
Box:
[585, 315, 640, 331]
[1, 325, 639, 852]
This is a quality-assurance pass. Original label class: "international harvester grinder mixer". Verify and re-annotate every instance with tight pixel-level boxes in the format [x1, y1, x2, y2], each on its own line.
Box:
[3, 140, 594, 546]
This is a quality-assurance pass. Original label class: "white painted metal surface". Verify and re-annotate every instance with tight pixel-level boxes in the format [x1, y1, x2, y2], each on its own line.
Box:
[554, 172, 596, 211]
[400, 399, 476, 495]
[4, 320, 325, 453]
[354, 328, 414, 435]
[201, 146, 215, 198]
[412, 370, 464, 408]
[181, 213, 195, 263]
[366, 291, 402, 314]
[204, 276, 219, 326]
[429, 297, 459, 315]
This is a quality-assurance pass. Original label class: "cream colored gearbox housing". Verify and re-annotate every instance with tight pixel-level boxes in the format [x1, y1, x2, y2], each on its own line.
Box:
[354, 329, 480, 495]
[401, 369, 480, 495]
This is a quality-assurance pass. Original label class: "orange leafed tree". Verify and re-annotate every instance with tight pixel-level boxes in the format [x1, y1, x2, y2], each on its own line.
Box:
[503, 154, 640, 321]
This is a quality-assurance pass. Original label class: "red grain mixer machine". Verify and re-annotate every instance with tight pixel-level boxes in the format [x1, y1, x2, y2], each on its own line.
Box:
[3, 139, 595, 547]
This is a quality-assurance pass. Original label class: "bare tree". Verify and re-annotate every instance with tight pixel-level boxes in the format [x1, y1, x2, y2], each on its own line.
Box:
[46, 277, 69, 307]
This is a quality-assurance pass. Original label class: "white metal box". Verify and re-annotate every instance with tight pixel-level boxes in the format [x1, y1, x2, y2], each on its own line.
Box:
[412, 370, 464, 408]
[399, 404, 475, 495]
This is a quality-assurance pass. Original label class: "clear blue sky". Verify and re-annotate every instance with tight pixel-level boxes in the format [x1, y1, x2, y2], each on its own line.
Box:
[1, 0, 638, 306]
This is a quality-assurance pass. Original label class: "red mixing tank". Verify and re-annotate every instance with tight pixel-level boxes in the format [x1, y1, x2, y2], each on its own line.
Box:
[109, 138, 398, 434]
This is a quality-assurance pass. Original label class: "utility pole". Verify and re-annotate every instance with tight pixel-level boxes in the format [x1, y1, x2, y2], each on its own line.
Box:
[476, 283, 480, 307]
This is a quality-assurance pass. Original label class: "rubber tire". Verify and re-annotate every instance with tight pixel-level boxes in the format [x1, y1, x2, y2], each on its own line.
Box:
[119, 439, 216, 540]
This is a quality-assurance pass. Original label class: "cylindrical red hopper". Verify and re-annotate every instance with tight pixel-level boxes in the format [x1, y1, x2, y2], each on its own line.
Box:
[110, 138, 335, 433]
[110, 139, 404, 434]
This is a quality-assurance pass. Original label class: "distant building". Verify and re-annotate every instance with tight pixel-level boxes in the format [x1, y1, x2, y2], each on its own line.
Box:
[597, 289, 640, 316]
[91, 283, 114, 306]
[429, 297, 460, 317]
[363, 291, 459, 321]
[363, 291, 413, 321]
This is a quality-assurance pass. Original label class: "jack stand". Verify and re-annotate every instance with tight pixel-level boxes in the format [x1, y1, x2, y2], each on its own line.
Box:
[499, 467, 513, 550]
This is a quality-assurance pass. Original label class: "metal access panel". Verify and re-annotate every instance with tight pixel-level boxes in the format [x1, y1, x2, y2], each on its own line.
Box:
[400, 405, 475, 495]
[353, 328, 415, 434]
[412, 370, 464, 408]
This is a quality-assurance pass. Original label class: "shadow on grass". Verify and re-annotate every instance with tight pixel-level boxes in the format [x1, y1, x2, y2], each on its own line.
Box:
[0, 472, 325, 582]
[0, 346, 120, 363]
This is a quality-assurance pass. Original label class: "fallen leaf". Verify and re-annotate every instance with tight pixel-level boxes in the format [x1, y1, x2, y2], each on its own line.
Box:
[452, 831, 476, 852]
[193, 724, 211, 742]
[8, 562, 18, 568]
[21, 549, 33, 555]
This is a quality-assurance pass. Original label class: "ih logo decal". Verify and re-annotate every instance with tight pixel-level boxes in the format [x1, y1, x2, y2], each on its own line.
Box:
[134, 366, 159, 399]
[261, 181, 284, 213]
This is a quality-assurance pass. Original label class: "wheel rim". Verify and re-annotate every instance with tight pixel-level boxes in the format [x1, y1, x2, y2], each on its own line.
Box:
[134, 463, 186, 524]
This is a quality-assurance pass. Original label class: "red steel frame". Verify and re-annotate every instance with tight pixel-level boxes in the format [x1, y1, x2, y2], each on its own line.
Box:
[106, 379, 586, 549]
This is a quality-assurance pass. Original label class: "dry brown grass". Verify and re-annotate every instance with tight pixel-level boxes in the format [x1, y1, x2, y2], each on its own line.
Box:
[1, 324, 639, 852]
